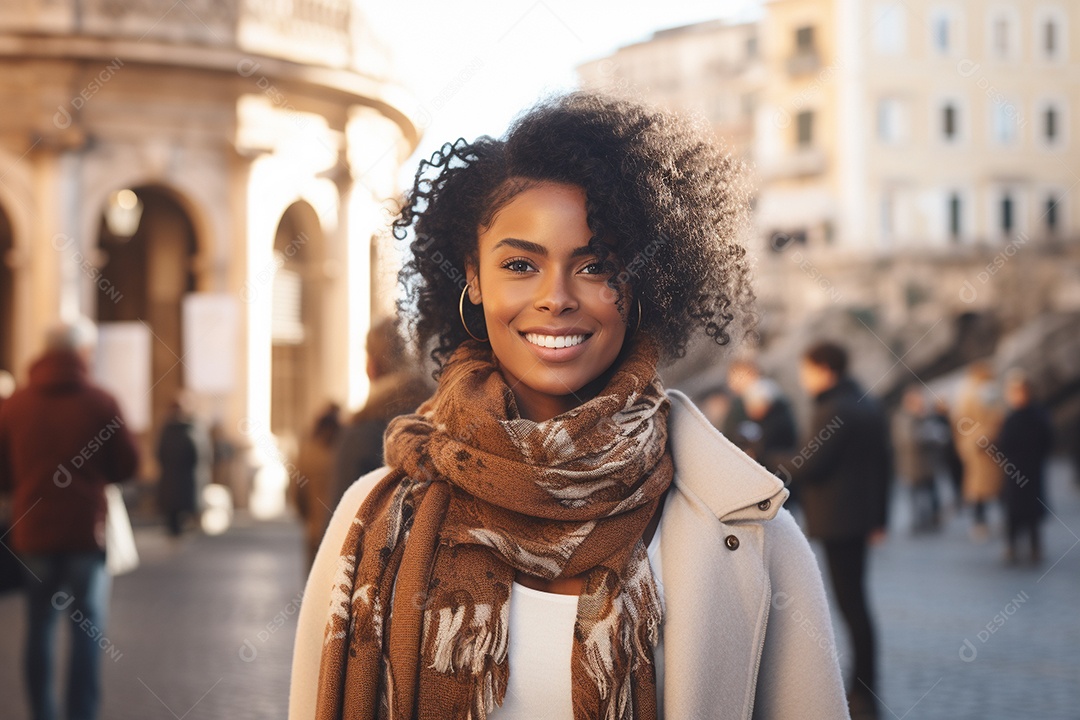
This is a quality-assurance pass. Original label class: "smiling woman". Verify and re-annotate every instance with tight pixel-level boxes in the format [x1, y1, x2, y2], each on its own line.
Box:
[289, 93, 849, 720]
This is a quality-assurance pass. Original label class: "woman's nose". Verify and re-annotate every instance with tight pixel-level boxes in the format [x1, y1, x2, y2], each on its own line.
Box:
[534, 272, 578, 314]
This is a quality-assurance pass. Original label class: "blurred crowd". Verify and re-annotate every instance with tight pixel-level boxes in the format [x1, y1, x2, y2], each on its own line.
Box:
[698, 355, 1062, 565]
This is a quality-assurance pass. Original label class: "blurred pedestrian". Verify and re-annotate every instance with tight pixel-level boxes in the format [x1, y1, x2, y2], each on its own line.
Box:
[0, 369, 14, 409]
[953, 362, 1004, 542]
[1071, 415, 1080, 488]
[156, 390, 211, 538]
[0, 318, 139, 720]
[742, 377, 798, 480]
[997, 370, 1053, 565]
[721, 357, 759, 441]
[208, 420, 236, 490]
[933, 397, 965, 509]
[294, 402, 341, 568]
[694, 384, 732, 432]
[330, 319, 431, 512]
[0, 369, 17, 594]
[893, 386, 946, 533]
[786, 341, 892, 720]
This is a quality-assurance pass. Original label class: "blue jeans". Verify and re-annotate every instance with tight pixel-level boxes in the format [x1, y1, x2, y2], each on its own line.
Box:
[20, 552, 110, 720]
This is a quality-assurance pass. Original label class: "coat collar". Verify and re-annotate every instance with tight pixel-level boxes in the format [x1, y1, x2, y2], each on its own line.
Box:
[666, 389, 788, 522]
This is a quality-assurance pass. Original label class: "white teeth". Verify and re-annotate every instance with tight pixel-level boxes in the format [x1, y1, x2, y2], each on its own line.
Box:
[524, 333, 588, 349]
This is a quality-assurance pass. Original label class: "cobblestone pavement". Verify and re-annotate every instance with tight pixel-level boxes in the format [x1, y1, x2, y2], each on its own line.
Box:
[843, 458, 1080, 720]
[0, 514, 308, 720]
[1, 460, 1077, 719]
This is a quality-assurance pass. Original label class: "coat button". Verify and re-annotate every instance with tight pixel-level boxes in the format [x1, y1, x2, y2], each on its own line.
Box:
[725, 534, 740, 551]
[757, 499, 771, 511]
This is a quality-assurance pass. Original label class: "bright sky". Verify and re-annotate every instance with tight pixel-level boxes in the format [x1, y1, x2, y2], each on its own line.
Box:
[363, 0, 763, 184]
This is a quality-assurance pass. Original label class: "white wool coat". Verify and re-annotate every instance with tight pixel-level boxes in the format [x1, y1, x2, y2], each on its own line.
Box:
[289, 390, 849, 719]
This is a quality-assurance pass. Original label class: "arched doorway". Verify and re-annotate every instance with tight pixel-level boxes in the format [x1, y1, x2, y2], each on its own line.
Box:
[94, 185, 198, 449]
[0, 204, 13, 376]
[270, 201, 326, 459]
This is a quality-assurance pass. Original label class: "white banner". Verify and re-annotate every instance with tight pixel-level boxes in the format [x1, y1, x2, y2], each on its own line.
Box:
[183, 293, 238, 394]
[93, 322, 152, 433]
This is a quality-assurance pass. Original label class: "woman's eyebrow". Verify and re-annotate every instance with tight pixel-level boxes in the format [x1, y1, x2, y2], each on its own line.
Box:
[491, 237, 595, 258]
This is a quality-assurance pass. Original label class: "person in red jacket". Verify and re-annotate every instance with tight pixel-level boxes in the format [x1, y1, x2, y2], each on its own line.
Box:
[0, 318, 139, 720]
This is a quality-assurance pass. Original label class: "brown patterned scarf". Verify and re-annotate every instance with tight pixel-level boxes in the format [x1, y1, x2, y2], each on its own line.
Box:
[315, 336, 672, 720]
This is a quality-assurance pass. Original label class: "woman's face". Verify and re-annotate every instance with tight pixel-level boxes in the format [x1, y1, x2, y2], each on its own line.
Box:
[466, 181, 629, 421]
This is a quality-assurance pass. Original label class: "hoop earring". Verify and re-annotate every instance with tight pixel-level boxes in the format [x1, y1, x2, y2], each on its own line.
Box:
[631, 297, 643, 334]
[458, 284, 488, 342]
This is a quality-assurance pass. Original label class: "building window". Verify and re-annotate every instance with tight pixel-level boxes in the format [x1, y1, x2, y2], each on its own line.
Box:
[949, 193, 962, 241]
[796, 110, 814, 147]
[1035, 7, 1068, 62]
[993, 17, 1009, 57]
[789, 25, 819, 74]
[1032, 7, 1067, 62]
[1045, 194, 1059, 236]
[993, 102, 1019, 145]
[942, 103, 958, 141]
[1038, 99, 1067, 148]
[1045, 105, 1058, 143]
[989, 9, 1019, 60]
[1000, 193, 1014, 235]
[881, 189, 894, 243]
[873, 3, 907, 55]
[878, 98, 906, 143]
[933, 14, 951, 53]
[769, 229, 807, 252]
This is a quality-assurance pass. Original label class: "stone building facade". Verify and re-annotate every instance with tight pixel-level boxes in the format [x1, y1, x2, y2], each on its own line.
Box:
[756, 0, 1079, 251]
[0, 0, 420, 511]
[578, 19, 763, 165]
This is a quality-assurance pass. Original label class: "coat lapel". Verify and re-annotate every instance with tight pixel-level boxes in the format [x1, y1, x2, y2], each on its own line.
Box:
[659, 390, 788, 718]
[665, 389, 788, 520]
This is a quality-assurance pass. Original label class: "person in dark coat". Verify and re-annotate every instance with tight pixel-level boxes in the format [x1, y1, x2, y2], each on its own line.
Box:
[0, 369, 18, 594]
[156, 391, 210, 537]
[720, 358, 758, 442]
[294, 403, 341, 568]
[741, 377, 798, 504]
[330, 319, 432, 513]
[997, 370, 1053, 565]
[0, 319, 140, 720]
[694, 384, 732, 433]
[933, 397, 965, 510]
[893, 386, 947, 533]
[783, 341, 892, 720]
[0, 369, 14, 408]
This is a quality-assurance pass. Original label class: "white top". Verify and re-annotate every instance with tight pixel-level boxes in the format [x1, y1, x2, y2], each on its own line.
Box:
[492, 511, 665, 719]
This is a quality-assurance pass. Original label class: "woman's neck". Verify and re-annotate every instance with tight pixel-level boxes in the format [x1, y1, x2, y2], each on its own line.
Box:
[512, 389, 580, 423]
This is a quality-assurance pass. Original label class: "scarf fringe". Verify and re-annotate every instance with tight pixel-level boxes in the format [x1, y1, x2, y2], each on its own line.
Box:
[579, 544, 664, 719]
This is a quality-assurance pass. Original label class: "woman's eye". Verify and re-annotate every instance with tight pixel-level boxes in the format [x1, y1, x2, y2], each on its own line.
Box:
[502, 259, 534, 273]
[581, 262, 611, 275]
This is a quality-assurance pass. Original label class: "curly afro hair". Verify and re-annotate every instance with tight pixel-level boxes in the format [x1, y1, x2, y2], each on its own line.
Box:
[393, 91, 754, 368]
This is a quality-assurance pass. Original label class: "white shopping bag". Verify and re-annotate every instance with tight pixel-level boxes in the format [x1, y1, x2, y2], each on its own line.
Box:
[104, 484, 140, 576]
